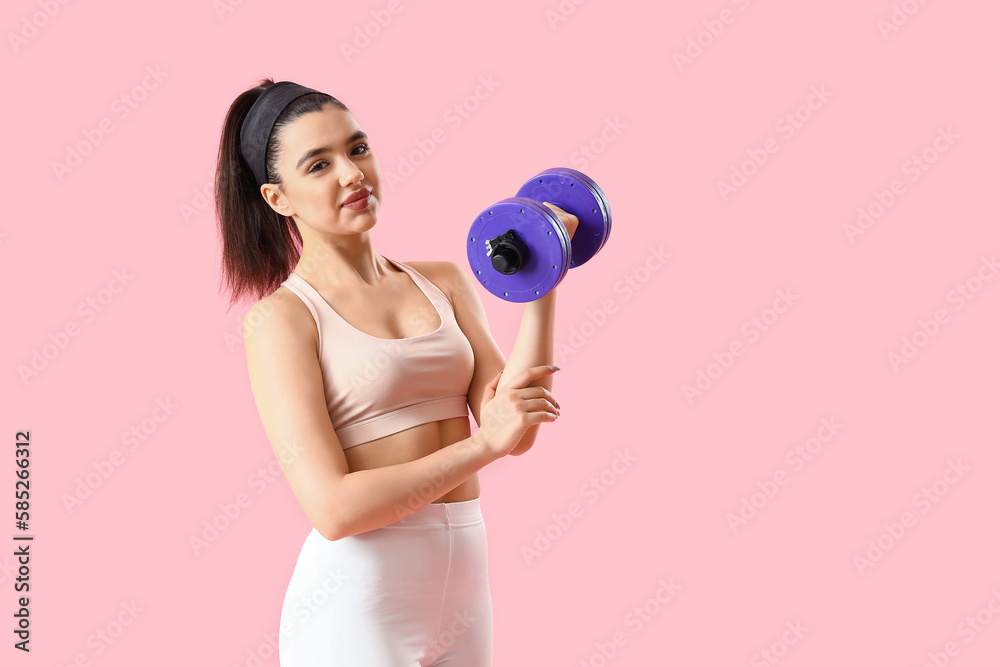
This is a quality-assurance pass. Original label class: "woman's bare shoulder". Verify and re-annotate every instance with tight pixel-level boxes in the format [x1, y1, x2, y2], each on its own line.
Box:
[243, 284, 316, 346]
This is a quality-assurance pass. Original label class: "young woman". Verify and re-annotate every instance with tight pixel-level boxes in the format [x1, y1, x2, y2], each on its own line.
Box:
[215, 78, 574, 665]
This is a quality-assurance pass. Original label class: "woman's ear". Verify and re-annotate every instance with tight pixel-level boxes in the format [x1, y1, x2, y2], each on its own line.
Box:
[262, 183, 293, 217]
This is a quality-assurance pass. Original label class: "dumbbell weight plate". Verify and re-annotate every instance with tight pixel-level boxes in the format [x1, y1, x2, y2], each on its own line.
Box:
[467, 197, 571, 302]
[549, 167, 612, 257]
[515, 167, 612, 268]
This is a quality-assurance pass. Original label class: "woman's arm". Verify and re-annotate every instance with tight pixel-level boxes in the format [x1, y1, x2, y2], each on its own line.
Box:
[446, 263, 553, 456]
[447, 202, 574, 456]
[479, 202, 574, 455]
[496, 290, 556, 455]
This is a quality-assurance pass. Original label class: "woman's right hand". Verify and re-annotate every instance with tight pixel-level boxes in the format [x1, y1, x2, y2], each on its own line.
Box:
[477, 365, 561, 459]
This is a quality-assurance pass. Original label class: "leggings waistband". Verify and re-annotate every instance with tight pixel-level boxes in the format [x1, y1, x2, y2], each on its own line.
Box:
[391, 497, 482, 527]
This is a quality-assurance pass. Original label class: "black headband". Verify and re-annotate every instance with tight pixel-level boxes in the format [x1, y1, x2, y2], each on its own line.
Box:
[239, 81, 322, 188]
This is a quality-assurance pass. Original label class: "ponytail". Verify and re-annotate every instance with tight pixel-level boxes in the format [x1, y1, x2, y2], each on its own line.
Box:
[215, 77, 347, 311]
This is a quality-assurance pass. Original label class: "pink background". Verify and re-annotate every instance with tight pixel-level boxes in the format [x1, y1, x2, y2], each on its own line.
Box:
[4, 0, 999, 665]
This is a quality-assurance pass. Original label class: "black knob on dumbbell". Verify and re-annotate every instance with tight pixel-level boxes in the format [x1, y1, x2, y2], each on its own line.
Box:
[486, 230, 529, 275]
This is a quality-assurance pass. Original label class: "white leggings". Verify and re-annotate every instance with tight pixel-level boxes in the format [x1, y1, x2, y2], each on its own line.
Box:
[278, 497, 493, 666]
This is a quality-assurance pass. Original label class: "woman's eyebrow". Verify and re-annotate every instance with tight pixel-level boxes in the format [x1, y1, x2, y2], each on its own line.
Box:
[296, 131, 369, 169]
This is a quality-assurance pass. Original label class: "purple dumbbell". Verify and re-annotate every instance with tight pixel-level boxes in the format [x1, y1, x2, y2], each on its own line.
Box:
[467, 168, 612, 302]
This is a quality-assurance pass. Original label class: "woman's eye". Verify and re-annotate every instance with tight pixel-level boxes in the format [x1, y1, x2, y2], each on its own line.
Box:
[308, 145, 368, 173]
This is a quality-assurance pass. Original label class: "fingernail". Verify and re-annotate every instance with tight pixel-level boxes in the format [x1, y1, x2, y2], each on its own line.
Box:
[548, 365, 560, 371]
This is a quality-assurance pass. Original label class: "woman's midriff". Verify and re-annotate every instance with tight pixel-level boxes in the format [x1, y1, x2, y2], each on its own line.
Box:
[341, 415, 480, 504]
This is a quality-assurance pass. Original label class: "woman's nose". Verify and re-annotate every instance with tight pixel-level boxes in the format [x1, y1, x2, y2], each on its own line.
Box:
[339, 163, 364, 186]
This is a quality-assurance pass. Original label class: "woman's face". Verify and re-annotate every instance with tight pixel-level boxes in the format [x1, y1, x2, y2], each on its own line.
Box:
[265, 104, 381, 235]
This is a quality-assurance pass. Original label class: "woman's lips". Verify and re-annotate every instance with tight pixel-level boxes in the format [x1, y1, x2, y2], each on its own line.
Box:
[342, 188, 372, 209]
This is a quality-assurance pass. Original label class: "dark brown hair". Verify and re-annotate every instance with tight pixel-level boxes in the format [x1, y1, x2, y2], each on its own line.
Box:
[215, 77, 348, 311]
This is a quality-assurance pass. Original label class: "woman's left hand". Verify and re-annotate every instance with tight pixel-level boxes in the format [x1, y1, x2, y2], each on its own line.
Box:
[541, 202, 578, 241]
